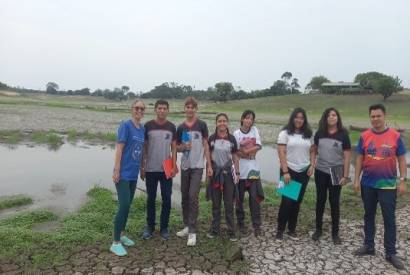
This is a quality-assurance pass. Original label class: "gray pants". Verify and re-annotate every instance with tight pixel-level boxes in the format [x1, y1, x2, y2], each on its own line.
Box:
[236, 179, 262, 229]
[210, 172, 235, 235]
[181, 168, 203, 233]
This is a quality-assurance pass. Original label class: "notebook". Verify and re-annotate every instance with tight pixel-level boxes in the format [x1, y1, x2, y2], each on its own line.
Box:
[163, 158, 178, 179]
[276, 177, 302, 201]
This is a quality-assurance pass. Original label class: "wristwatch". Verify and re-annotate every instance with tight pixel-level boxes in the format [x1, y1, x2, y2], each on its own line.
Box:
[399, 177, 407, 181]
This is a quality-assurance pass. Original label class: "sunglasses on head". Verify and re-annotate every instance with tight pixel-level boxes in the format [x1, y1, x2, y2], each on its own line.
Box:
[134, 106, 145, 112]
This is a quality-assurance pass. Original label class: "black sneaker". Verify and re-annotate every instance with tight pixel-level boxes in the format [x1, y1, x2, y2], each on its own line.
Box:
[386, 255, 405, 270]
[254, 228, 261, 238]
[228, 232, 238, 242]
[275, 231, 284, 240]
[312, 230, 322, 241]
[332, 235, 342, 245]
[287, 230, 298, 239]
[206, 231, 218, 239]
[354, 245, 375, 256]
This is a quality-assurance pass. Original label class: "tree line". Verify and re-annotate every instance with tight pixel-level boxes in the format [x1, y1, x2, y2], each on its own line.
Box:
[0, 71, 403, 102]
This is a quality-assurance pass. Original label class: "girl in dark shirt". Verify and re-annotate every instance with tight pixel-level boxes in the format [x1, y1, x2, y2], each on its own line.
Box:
[312, 107, 351, 244]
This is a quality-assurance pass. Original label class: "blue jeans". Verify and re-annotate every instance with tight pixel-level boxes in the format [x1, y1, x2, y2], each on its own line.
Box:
[361, 186, 397, 256]
[146, 172, 173, 231]
[114, 179, 137, 241]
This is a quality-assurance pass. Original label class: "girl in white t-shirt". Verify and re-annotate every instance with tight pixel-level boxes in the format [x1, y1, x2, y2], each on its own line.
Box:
[234, 110, 264, 237]
[276, 107, 314, 240]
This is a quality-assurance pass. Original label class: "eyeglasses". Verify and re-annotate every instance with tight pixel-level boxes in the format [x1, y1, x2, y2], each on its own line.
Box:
[134, 106, 145, 112]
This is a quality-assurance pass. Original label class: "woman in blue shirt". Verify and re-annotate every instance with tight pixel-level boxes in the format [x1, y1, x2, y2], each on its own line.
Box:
[110, 100, 145, 256]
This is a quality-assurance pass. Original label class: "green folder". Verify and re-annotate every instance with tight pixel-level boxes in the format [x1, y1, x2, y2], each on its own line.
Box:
[276, 177, 302, 201]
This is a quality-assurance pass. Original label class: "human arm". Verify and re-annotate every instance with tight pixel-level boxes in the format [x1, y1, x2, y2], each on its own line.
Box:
[203, 138, 213, 177]
[113, 143, 125, 183]
[171, 140, 178, 177]
[277, 144, 291, 184]
[339, 150, 351, 186]
[397, 155, 408, 195]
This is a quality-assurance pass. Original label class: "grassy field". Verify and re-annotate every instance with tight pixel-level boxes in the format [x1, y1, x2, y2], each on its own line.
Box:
[1, 91, 410, 127]
[1, 182, 409, 272]
[0, 195, 33, 211]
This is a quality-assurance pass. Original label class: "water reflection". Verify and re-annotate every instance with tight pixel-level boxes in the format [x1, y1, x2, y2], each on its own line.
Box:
[0, 142, 408, 217]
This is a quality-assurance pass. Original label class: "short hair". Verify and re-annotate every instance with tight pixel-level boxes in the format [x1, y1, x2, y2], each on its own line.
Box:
[369, 103, 386, 114]
[154, 99, 169, 109]
[131, 99, 144, 108]
[240, 110, 256, 126]
[184, 96, 198, 108]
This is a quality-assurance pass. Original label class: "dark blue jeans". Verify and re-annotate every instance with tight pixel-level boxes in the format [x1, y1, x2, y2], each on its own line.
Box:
[146, 172, 173, 231]
[114, 179, 137, 241]
[361, 186, 397, 256]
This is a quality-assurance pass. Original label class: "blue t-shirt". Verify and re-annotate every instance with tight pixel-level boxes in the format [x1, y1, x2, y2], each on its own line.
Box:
[116, 119, 145, 181]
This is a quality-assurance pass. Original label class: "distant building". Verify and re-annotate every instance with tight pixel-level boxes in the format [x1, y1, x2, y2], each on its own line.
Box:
[320, 82, 367, 94]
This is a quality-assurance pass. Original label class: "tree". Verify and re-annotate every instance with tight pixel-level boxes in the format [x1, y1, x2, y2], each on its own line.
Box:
[281, 71, 293, 82]
[215, 82, 234, 102]
[46, 82, 59, 94]
[121, 86, 130, 94]
[306, 76, 330, 91]
[354, 72, 385, 90]
[373, 75, 403, 100]
[270, 80, 288, 95]
[291, 78, 300, 93]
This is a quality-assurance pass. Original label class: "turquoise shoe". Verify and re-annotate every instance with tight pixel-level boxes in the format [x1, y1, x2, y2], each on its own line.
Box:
[120, 235, 135, 246]
[110, 242, 127, 256]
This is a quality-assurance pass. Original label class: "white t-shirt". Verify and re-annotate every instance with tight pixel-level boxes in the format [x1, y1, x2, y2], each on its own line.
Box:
[277, 129, 312, 172]
[234, 126, 262, 180]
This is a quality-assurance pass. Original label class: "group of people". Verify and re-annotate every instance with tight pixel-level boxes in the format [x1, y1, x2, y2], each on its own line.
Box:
[110, 97, 407, 270]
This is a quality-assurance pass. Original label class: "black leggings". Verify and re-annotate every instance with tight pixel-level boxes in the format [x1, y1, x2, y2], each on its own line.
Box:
[314, 169, 341, 236]
[277, 168, 309, 232]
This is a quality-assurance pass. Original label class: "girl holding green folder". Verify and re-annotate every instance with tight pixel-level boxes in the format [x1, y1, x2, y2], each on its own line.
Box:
[276, 108, 314, 240]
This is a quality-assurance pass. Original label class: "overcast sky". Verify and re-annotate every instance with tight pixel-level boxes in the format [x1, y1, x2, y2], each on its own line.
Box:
[1, 0, 409, 93]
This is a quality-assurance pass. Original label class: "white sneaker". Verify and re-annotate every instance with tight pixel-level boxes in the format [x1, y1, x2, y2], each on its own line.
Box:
[176, 226, 189, 237]
[187, 233, 196, 246]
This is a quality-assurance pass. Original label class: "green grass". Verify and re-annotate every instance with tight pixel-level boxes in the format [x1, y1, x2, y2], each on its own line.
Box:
[32, 131, 63, 147]
[0, 186, 245, 271]
[0, 130, 23, 144]
[66, 130, 117, 143]
[0, 195, 33, 210]
[0, 129, 117, 146]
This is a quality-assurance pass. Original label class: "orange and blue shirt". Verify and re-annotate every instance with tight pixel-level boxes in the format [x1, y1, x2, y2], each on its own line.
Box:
[356, 128, 406, 189]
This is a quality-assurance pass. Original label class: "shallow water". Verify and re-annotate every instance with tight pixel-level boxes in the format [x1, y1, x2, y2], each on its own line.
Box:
[0, 142, 408, 217]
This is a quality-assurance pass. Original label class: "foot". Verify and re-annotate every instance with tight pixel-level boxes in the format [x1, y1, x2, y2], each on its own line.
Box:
[354, 245, 375, 256]
[312, 230, 322, 241]
[386, 255, 405, 270]
[110, 242, 127, 256]
[332, 235, 342, 245]
[187, 233, 197, 246]
[176, 226, 189, 238]
[142, 227, 154, 240]
[228, 232, 238, 242]
[120, 235, 135, 246]
[160, 228, 170, 240]
[275, 231, 284, 240]
[254, 228, 261, 238]
[206, 231, 218, 239]
[287, 230, 299, 240]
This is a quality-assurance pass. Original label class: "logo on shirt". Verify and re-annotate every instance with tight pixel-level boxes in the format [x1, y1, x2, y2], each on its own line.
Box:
[240, 137, 256, 150]
[194, 133, 200, 139]
[165, 133, 171, 140]
[367, 141, 377, 156]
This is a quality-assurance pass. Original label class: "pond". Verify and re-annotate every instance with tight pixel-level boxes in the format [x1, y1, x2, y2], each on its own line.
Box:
[0, 142, 408, 217]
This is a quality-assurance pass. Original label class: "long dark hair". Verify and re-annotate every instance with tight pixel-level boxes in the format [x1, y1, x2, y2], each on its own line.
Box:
[215, 113, 230, 136]
[317, 107, 346, 135]
[283, 107, 312, 139]
[240, 110, 255, 126]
